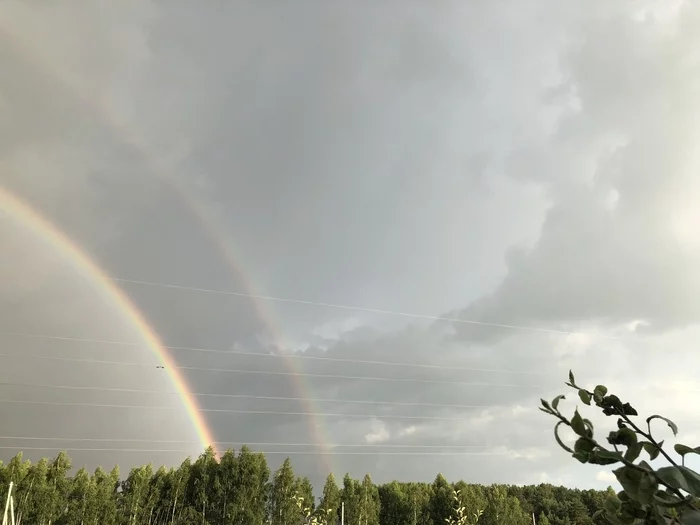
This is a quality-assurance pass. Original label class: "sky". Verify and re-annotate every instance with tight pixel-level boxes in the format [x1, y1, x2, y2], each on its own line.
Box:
[1, 0, 700, 492]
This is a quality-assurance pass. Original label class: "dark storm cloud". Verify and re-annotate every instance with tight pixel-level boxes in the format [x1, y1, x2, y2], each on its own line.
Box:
[2, 0, 699, 491]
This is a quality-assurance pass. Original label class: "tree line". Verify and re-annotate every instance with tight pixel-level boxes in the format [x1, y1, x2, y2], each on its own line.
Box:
[0, 445, 613, 525]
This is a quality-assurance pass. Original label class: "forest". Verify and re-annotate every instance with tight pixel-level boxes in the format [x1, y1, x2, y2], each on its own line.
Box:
[0, 445, 614, 525]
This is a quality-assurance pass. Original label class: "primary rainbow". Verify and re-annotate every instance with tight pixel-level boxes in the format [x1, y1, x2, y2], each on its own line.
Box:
[0, 185, 215, 454]
[2, 20, 335, 474]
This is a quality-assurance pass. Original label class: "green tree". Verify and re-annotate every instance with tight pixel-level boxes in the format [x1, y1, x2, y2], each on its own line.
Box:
[21, 457, 51, 524]
[88, 465, 119, 525]
[429, 474, 453, 525]
[63, 467, 94, 525]
[454, 482, 486, 525]
[295, 476, 315, 513]
[341, 474, 359, 525]
[480, 485, 529, 525]
[217, 449, 238, 524]
[269, 458, 300, 525]
[0, 444, 623, 525]
[404, 482, 433, 525]
[356, 474, 380, 525]
[292, 476, 321, 524]
[230, 446, 269, 525]
[379, 481, 412, 525]
[47, 450, 72, 523]
[188, 446, 218, 524]
[121, 464, 154, 525]
[142, 466, 168, 525]
[167, 458, 191, 525]
[318, 473, 341, 524]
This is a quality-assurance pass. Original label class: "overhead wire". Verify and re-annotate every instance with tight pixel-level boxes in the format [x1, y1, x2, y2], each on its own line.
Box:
[0, 381, 495, 409]
[0, 445, 513, 456]
[0, 399, 491, 420]
[0, 330, 555, 376]
[0, 276, 638, 460]
[0, 436, 511, 450]
[110, 276, 632, 341]
[0, 353, 547, 388]
[0, 436, 493, 448]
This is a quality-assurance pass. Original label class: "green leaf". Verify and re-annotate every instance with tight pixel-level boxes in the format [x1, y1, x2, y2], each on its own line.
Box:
[579, 389, 592, 406]
[608, 428, 638, 447]
[593, 389, 607, 404]
[624, 442, 643, 462]
[594, 385, 608, 397]
[571, 409, 587, 437]
[541, 399, 552, 411]
[569, 370, 577, 387]
[604, 495, 622, 515]
[680, 509, 700, 525]
[637, 473, 658, 505]
[573, 450, 589, 464]
[637, 460, 653, 471]
[589, 450, 624, 465]
[643, 442, 662, 461]
[551, 395, 566, 411]
[622, 403, 638, 416]
[656, 466, 700, 497]
[613, 466, 644, 501]
[575, 438, 595, 454]
[647, 415, 678, 437]
[673, 444, 700, 457]
[652, 507, 670, 525]
[554, 421, 574, 454]
[653, 491, 691, 508]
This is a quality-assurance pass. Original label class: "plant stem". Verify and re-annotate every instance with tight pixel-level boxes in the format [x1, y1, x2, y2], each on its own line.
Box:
[616, 409, 679, 468]
[557, 411, 693, 509]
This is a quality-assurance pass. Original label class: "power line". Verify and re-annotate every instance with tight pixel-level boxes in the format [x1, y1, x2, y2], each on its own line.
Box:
[0, 436, 493, 449]
[0, 331, 554, 376]
[111, 277, 623, 339]
[0, 445, 511, 456]
[0, 381, 493, 409]
[0, 353, 546, 388]
[0, 399, 484, 420]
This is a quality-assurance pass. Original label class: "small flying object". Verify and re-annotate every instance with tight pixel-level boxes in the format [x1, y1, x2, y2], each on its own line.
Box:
[156, 365, 165, 369]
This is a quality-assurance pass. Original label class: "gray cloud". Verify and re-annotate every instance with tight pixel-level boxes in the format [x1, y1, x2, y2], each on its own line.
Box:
[2, 0, 699, 492]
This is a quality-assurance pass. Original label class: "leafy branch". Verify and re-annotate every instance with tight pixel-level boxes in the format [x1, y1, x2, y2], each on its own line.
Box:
[446, 489, 483, 525]
[540, 371, 700, 525]
[293, 493, 334, 525]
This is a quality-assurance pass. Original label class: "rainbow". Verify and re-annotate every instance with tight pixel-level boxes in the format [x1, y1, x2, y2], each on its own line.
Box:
[161, 181, 335, 473]
[0, 186, 215, 454]
[1, 21, 334, 473]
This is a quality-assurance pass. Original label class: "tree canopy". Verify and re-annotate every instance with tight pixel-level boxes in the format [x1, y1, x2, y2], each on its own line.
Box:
[1, 444, 615, 525]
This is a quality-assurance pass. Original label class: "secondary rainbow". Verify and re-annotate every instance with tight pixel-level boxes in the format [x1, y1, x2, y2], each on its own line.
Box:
[161, 180, 335, 473]
[0, 186, 215, 454]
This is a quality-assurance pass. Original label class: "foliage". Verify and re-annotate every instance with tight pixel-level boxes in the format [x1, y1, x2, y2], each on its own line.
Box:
[318, 473, 341, 524]
[540, 370, 700, 525]
[1, 443, 621, 525]
[294, 492, 334, 525]
[269, 457, 301, 525]
[445, 488, 484, 525]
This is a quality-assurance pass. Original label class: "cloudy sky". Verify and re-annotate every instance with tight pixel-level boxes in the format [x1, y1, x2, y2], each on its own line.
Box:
[1, 0, 700, 491]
